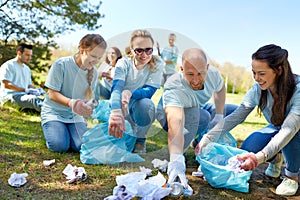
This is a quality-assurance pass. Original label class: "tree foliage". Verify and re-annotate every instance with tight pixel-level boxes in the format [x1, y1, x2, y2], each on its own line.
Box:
[0, 0, 104, 85]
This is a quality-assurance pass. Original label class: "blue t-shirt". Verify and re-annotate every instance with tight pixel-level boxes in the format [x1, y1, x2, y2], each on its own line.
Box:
[0, 58, 32, 96]
[41, 56, 99, 124]
[160, 45, 179, 74]
[242, 75, 300, 123]
[110, 56, 163, 109]
[163, 65, 224, 108]
[114, 57, 163, 90]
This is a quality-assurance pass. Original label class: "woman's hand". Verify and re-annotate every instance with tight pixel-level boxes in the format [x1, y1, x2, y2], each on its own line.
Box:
[237, 153, 258, 171]
[102, 72, 113, 82]
[108, 109, 125, 138]
[121, 90, 132, 116]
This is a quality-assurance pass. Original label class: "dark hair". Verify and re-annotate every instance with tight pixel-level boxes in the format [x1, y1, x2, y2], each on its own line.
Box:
[78, 34, 107, 99]
[252, 44, 296, 126]
[105, 47, 122, 66]
[16, 43, 33, 53]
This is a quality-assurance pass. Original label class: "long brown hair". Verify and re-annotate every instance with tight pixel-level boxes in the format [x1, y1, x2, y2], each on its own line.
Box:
[129, 29, 160, 72]
[252, 44, 296, 126]
[105, 47, 122, 67]
[78, 34, 107, 99]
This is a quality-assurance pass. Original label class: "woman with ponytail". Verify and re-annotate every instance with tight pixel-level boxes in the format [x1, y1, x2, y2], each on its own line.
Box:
[196, 44, 300, 196]
[41, 34, 107, 153]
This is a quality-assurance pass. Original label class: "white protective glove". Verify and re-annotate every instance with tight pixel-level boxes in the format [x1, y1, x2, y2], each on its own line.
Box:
[194, 134, 211, 155]
[167, 153, 188, 188]
[109, 109, 125, 138]
[121, 90, 132, 116]
[69, 99, 93, 117]
[209, 113, 223, 129]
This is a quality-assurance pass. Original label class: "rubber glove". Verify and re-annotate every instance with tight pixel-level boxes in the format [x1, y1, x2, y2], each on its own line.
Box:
[194, 134, 211, 155]
[121, 90, 132, 116]
[167, 153, 188, 188]
[108, 109, 125, 138]
[69, 99, 93, 117]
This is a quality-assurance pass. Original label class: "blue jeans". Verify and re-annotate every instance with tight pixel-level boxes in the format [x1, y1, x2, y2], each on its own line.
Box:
[126, 98, 156, 145]
[156, 98, 238, 146]
[96, 81, 111, 99]
[241, 125, 300, 178]
[42, 121, 87, 152]
[3, 93, 43, 111]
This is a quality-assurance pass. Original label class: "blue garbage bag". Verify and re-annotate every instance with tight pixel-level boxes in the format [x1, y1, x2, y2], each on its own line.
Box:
[196, 142, 252, 193]
[80, 100, 144, 165]
[196, 130, 237, 148]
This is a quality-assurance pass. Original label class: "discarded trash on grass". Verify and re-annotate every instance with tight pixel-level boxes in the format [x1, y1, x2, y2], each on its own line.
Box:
[62, 164, 87, 184]
[152, 158, 168, 172]
[104, 168, 171, 199]
[43, 159, 55, 167]
[8, 172, 28, 187]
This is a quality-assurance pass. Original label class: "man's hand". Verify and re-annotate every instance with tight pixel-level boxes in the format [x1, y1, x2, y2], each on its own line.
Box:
[167, 154, 188, 188]
[69, 99, 93, 117]
[102, 72, 113, 82]
[108, 109, 125, 138]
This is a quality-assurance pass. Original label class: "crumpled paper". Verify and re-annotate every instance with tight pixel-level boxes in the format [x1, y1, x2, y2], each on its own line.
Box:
[227, 156, 244, 173]
[192, 165, 204, 177]
[151, 158, 168, 172]
[139, 166, 152, 176]
[8, 172, 28, 187]
[62, 164, 87, 184]
[104, 168, 171, 200]
[43, 159, 55, 167]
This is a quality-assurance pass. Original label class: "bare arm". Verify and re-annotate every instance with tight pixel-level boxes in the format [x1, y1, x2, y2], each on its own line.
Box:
[214, 84, 226, 114]
[48, 88, 72, 107]
[165, 106, 185, 154]
[1, 79, 32, 92]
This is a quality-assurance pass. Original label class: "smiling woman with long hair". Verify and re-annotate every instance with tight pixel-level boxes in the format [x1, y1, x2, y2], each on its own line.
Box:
[196, 44, 300, 196]
[41, 34, 107, 153]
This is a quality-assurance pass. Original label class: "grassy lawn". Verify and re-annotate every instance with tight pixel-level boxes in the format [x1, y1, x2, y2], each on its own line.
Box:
[0, 91, 268, 199]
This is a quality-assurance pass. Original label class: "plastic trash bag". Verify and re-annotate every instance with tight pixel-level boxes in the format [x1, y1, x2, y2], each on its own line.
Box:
[196, 131, 237, 148]
[80, 100, 144, 165]
[196, 142, 252, 193]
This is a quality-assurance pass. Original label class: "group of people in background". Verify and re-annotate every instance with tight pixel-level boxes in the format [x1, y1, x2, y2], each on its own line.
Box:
[0, 29, 299, 196]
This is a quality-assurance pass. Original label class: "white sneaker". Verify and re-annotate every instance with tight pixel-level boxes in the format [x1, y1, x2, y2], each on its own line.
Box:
[276, 177, 298, 196]
[265, 154, 284, 178]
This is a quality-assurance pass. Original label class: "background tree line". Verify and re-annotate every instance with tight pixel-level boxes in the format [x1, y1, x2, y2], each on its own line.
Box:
[0, 0, 253, 93]
[0, 0, 104, 86]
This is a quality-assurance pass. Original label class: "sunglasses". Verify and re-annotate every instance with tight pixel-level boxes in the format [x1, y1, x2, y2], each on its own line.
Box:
[133, 48, 153, 55]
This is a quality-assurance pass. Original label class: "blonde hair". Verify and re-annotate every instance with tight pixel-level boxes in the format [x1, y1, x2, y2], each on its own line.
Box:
[129, 29, 160, 72]
[78, 34, 107, 99]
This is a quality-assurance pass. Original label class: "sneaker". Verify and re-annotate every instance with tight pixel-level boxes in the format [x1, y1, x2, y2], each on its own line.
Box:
[133, 143, 146, 153]
[276, 177, 298, 196]
[265, 154, 284, 178]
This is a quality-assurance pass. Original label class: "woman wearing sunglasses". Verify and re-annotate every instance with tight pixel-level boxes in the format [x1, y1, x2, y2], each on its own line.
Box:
[108, 29, 163, 153]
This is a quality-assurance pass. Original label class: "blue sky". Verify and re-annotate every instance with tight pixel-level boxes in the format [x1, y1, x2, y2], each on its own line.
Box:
[57, 0, 300, 74]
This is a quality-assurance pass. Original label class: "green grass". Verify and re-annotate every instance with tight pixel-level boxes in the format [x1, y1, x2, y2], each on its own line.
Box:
[0, 92, 268, 199]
